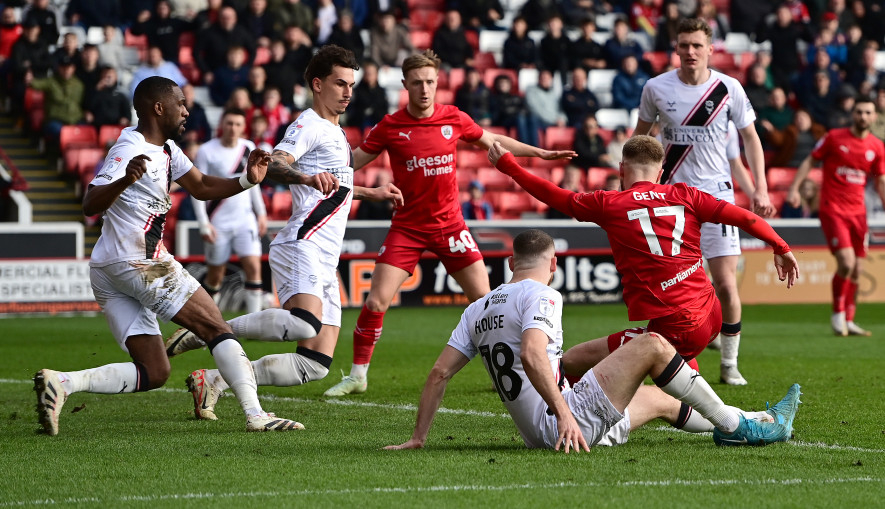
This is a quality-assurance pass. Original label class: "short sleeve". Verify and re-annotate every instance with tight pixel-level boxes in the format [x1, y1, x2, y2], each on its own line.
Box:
[810, 133, 830, 161]
[274, 122, 318, 162]
[520, 287, 562, 340]
[359, 118, 388, 154]
[446, 308, 478, 360]
[457, 110, 484, 143]
[637, 82, 658, 123]
[168, 141, 193, 181]
[90, 149, 130, 187]
[729, 80, 756, 130]
[725, 122, 740, 161]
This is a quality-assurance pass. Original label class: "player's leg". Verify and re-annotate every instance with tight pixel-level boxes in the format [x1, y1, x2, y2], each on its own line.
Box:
[561, 335, 612, 377]
[843, 219, 870, 336]
[202, 230, 232, 301]
[449, 259, 492, 302]
[830, 248, 856, 336]
[236, 222, 265, 314]
[708, 254, 747, 385]
[203, 264, 226, 301]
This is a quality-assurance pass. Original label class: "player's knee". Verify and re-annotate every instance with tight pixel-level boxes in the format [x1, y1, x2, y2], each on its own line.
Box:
[136, 360, 170, 391]
[282, 308, 322, 341]
[295, 346, 332, 382]
[635, 332, 671, 355]
[364, 293, 391, 313]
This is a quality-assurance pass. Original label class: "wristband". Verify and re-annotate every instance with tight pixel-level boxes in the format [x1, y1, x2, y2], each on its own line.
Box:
[239, 173, 256, 190]
[199, 223, 213, 236]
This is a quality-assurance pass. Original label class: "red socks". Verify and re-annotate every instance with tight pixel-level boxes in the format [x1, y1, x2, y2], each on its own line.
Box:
[353, 306, 384, 365]
[832, 273, 849, 314]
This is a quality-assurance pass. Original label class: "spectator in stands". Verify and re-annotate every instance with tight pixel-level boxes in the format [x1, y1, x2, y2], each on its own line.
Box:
[130, 45, 189, 98]
[695, 0, 728, 49]
[490, 74, 536, 146]
[572, 114, 611, 169]
[630, 0, 660, 50]
[744, 63, 773, 113]
[871, 87, 885, 140]
[459, 0, 504, 31]
[328, 9, 366, 64]
[315, 0, 338, 45]
[368, 0, 409, 28]
[357, 171, 396, 220]
[280, 25, 313, 81]
[193, 6, 256, 86]
[257, 87, 290, 141]
[571, 17, 606, 71]
[76, 44, 101, 108]
[432, 9, 474, 70]
[560, 67, 600, 128]
[27, 56, 84, 152]
[611, 54, 648, 110]
[807, 16, 848, 71]
[780, 178, 819, 218]
[525, 69, 567, 131]
[757, 4, 814, 92]
[239, 0, 277, 48]
[546, 164, 582, 219]
[518, 0, 561, 31]
[370, 10, 414, 67]
[275, 0, 315, 37]
[247, 65, 268, 107]
[21, 0, 59, 49]
[9, 19, 51, 119]
[210, 46, 251, 106]
[603, 17, 645, 70]
[0, 7, 23, 66]
[182, 83, 211, 143]
[121, 0, 157, 27]
[193, 0, 224, 33]
[783, 0, 812, 26]
[826, 87, 856, 129]
[850, 0, 885, 49]
[131, 0, 191, 65]
[655, 2, 683, 52]
[455, 66, 492, 126]
[606, 125, 627, 166]
[84, 66, 130, 129]
[52, 32, 80, 69]
[757, 87, 796, 145]
[264, 38, 302, 110]
[539, 15, 571, 81]
[250, 113, 274, 151]
[65, 0, 122, 28]
[169, 0, 205, 22]
[848, 43, 885, 96]
[765, 108, 826, 168]
[602, 172, 620, 191]
[346, 60, 388, 128]
[461, 180, 494, 220]
[97, 25, 125, 71]
[801, 71, 837, 127]
[502, 15, 537, 70]
[795, 48, 841, 103]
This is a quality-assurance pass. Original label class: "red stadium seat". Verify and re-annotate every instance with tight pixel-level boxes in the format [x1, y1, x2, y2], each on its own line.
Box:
[457, 149, 489, 170]
[25, 88, 44, 111]
[254, 46, 271, 66]
[587, 167, 617, 190]
[446, 67, 465, 91]
[769, 189, 787, 216]
[482, 68, 519, 93]
[271, 191, 292, 220]
[544, 126, 575, 150]
[807, 168, 823, 186]
[343, 126, 364, 148]
[477, 166, 513, 191]
[465, 30, 479, 53]
[473, 52, 497, 71]
[78, 147, 106, 176]
[456, 166, 478, 190]
[435, 88, 454, 105]
[410, 29, 433, 50]
[733, 189, 750, 209]
[409, 8, 444, 30]
[60, 125, 98, 151]
[766, 167, 798, 191]
[98, 125, 125, 148]
[489, 190, 539, 219]
[645, 51, 673, 74]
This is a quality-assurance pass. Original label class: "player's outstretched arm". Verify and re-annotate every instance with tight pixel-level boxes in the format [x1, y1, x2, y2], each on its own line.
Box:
[353, 182, 404, 208]
[489, 142, 580, 218]
[83, 154, 151, 216]
[522, 329, 589, 453]
[474, 130, 577, 160]
[178, 149, 271, 201]
[352, 147, 380, 171]
[384, 346, 470, 450]
[266, 149, 339, 194]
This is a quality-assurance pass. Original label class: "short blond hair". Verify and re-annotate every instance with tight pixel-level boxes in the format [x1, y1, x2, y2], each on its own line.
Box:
[623, 135, 664, 166]
[402, 50, 441, 78]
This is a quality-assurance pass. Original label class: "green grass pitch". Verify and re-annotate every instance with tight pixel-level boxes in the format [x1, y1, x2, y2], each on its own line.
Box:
[1, 302, 883, 508]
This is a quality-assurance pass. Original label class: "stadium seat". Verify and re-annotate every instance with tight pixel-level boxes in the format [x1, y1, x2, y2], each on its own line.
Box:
[518, 68, 539, 91]
[588, 69, 617, 108]
[766, 167, 797, 191]
[587, 167, 616, 190]
[409, 8, 444, 30]
[477, 166, 514, 191]
[544, 126, 575, 150]
[733, 189, 750, 209]
[595, 108, 631, 129]
[179, 31, 195, 48]
[343, 126, 364, 148]
[465, 30, 479, 54]
[59, 125, 98, 152]
[254, 46, 271, 66]
[77, 147, 106, 176]
[410, 29, 433, 50]
[271, 191, 292, 220]
[24, 88, 44, 111]
[456, 166, 478, 190]
[709, 52, 738, 73]
[724, 32, 751, 54]
[365, 149, 390, 170]
[489, 190, 540, 219]
[478, 30, 508, 54]
[644, 51, 673, 74]
[473, 52, 498, 71]
[482, 68, 519, 93]
[807, 168, 823, 186]
[98, 125, 125, 148]
[435, 88, 454, 105]
[769, 189, 787, 216]
[458, 149, 490, 170]
[124, 28, 147, 50]
[446, 67, 465, 91]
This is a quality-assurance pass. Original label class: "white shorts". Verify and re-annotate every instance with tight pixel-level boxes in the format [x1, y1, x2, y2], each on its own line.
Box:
[548, 368, 629, 447]
[205, 225, 262, 266]
[269, 240, 341, 327]
[699, 185, 741, 259]
[90, 254, 200, 351]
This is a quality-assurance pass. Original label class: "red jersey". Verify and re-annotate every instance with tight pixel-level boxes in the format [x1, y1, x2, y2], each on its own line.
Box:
[566, 181, 725, 321]
[811, 128, 885, 217]
[360, 104, 484, 229]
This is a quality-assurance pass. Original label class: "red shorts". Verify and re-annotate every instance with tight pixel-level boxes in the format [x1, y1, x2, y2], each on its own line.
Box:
[819, 213, 868, 257]
[607, 298, 722, 361]
[376, 221, 484, 275]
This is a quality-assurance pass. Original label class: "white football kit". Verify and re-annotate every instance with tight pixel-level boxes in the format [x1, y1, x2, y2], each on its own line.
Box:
[268, 108, 354, 325]
[88, 127, 199, 349]
[192, 137, 266, 265]
[639, 69, 756, 258]
[447, 279, 630, 449]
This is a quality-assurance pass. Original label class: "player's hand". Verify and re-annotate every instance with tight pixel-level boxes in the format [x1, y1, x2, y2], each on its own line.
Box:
[774, 251, 800, 289]
[554, 412, 589, 454]
[257, 214, 268, 236]
[370, 182, 404, 208]
[538, 149, 578, 161]
[200, 223, 216, 243]
[246, 149, 270, 185]
[306, 171, 340, 194]
[383, 438, 424, 450]
[487, 141, 510, 166]
[751, 189, 775, 218]
[125, 155, 150, 185]
[786, 189, 801, 208]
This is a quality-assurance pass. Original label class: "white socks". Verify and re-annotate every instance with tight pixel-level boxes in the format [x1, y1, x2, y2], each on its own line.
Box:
[720, 333, 740, 368]
[204, 353, 331, 390]
[211, 338, 262, 417]
[657, 358, 740, 433]
[60, 363, 138, 395]
[228, 308, 320, 341]
[244, 283, 263, 314]
[349, 363, 369, 380]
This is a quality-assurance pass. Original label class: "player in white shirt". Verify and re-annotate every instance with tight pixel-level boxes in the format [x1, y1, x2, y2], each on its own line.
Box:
[33, 76, 303, 435]
[633, 18, 775, 386]
[385, 229, 799, 451]
[192, 108, 268, 314]
[165, 45, 403, 424]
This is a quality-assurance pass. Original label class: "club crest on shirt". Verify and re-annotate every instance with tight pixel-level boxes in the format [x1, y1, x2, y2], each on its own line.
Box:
[867, 150, 876, 162]
[441, 125, 453, 139]
[704, 100, 714, 115]
[538, 297, 555, 317]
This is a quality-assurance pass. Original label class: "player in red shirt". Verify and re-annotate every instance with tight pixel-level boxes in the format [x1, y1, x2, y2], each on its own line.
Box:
[488, 135, 799, 375]
[324, 50, 576, 396]
[788, 96, 885, 336]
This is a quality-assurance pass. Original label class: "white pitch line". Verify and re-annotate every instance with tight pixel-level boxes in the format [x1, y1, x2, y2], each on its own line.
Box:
[6, 378, 884, 454]
[1, 477, 882, 507]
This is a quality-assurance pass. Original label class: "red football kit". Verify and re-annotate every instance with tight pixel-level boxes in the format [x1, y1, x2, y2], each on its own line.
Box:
[497, 153, 791, 359]
[360, 104, 485, 273]
[811, 128, 885, 256]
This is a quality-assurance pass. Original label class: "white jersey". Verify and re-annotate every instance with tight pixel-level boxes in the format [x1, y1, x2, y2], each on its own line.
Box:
[192, 137, 264, 230]
[270, 109, 353, 258]
[638, 69, 756, 195]
[89, 127, 193, 267]
[447, 279, 566, 449]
